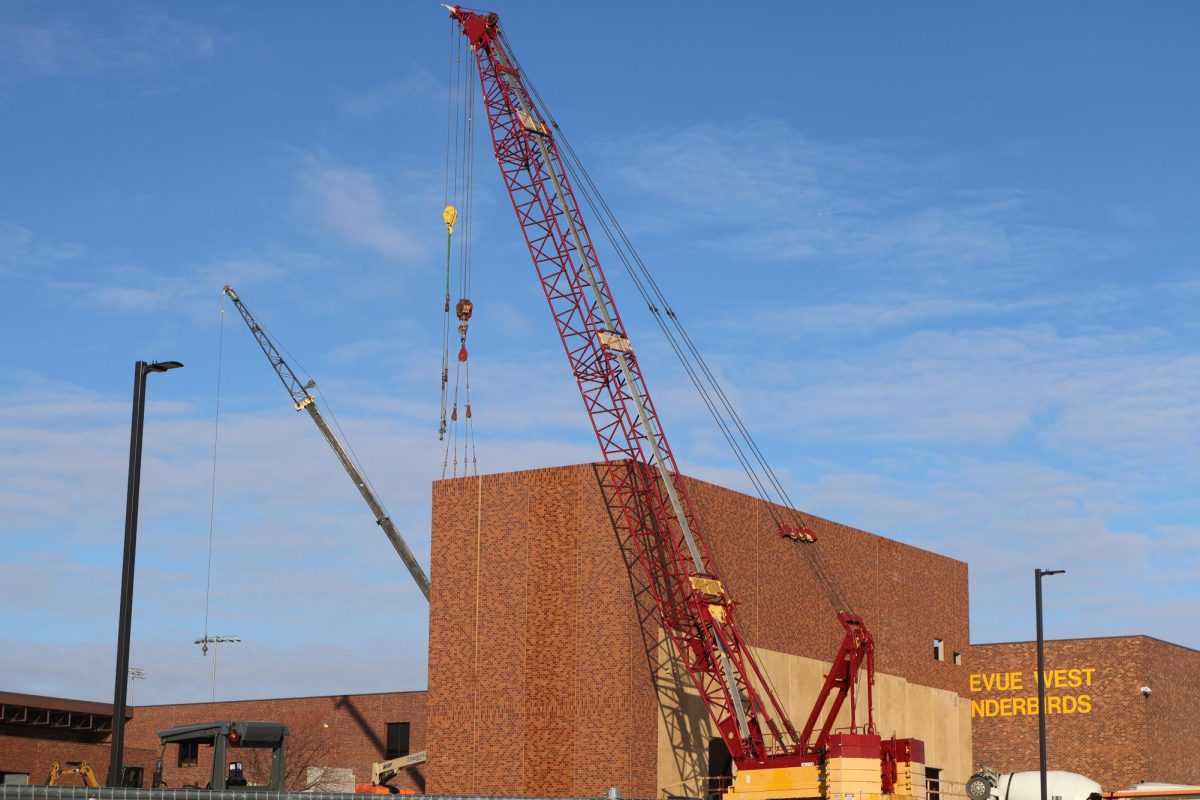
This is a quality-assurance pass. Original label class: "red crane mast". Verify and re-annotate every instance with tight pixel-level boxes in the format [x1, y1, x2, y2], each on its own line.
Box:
[447, 6, 877, 776]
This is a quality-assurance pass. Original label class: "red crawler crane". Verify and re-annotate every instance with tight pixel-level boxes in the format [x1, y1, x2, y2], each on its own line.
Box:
[447, 7, 906, 797]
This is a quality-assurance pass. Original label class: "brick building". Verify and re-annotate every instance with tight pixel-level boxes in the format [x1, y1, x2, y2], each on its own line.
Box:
[126, 691, 426, 792]
[0, 692, 154, 787]
[426, 463, 972, 798]
[969, 636, 1200, 790]
[0, 691, 424, 793]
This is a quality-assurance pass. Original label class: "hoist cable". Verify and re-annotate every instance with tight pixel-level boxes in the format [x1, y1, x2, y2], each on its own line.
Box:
[504, 30, 852, 614]
[444, 20, 455, 205]
[202, 294, 226, 643]
[442, 20, 478, 476]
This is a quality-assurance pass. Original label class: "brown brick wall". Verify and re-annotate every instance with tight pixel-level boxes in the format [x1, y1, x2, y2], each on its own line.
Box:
[1143, 638, 1200, 784]
[0, 733, 156, 786]
[427, 462, 970, 798]
[126, 691, 426, 791]
[970, 636, 1200, 789]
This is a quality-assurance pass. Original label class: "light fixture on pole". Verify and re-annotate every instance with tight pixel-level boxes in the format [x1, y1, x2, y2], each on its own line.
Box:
[1035, 568, 1066, 800]
[128, 668, 146, 706]
[194, 634, 241, 701]
[109, 360, 183, 788]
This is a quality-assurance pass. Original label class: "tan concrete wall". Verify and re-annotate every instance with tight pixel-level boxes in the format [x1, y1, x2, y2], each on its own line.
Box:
[656, 646, 972, 799]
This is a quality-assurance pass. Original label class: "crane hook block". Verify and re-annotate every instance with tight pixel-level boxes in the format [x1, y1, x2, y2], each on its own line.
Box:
[456, 298, 473, 321]
[443, 205, 458, 235]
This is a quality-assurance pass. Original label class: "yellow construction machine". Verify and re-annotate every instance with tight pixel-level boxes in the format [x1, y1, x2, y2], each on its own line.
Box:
[46, 761, 101, 788]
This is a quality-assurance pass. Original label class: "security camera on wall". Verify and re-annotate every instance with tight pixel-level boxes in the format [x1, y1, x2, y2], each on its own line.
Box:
[1140, 685, 1152, 697]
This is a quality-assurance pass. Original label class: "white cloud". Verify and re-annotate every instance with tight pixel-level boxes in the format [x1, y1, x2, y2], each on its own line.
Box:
[0, 13, 225, 81]
[0, 362, 606, 701]
[599, 122, 1124, 283]
[343, 70, 440, 116]
[0, 221, 85, 276]
[295, 155, 431, 263]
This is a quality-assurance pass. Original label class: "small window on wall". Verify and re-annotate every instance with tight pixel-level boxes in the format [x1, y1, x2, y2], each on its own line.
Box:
[927, 767, 942, 800]
[178, 741, 199, 768]
[385, 722, 410, 760]
[933, 638, 944, 661]
[953, 651, 962, 666]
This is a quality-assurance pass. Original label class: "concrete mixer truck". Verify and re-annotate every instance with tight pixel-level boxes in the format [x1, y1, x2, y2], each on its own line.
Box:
[968, 766, 1102, 800]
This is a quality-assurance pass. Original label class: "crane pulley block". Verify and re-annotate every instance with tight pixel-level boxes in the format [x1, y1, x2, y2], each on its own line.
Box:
[597, 330, 632, 353]
[780, 523, 817, 543]
[516, 109, 549, 136]
[688, 574, 725, 598]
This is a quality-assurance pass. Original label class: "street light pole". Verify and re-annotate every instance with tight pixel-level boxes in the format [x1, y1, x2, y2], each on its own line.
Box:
[109, 360, 183, 787]
[128, 668, 146, 706]
[1035, 568, 1065, 800]
[194, 635, 242, 701]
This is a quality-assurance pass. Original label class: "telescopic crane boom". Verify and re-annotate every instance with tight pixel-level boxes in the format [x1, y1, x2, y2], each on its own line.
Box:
[222, 285, 430, 601]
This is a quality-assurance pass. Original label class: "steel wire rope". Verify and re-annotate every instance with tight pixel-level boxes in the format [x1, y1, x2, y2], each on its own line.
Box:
[514, 81, 852, 614]
[546, 131, 850, 741]
[502, 29, 852, 616]
[201, 294, 227, 644]
[441, 28, 458, 470]
[569, 146, 850, 612]
[488, 23, 865, 751]
[439, 21, 459, 443]
[443, 33, 477, 477]
[490, 32, 840, 654]
[497, 30, 777, 508]
[496, 33, 783, 554]
[462, 64, 478, 473]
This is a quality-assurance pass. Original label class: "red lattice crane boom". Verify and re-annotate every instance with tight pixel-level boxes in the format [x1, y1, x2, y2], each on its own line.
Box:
[447, 6, 885, 784]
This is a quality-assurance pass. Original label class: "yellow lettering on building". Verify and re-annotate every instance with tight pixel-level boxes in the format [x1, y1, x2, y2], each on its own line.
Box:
[968, 671, 1023, 692]
[971, 664, 1096, 718]
[1032, 665, 1096, 688]
[969, 694, 1093, 718]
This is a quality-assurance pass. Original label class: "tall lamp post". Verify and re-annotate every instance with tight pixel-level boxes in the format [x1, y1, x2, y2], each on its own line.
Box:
[109, 360, 183, 787]
[194, 634, 242, 701]
[1035, 568, 1066, 800]
[128, 668, 146, 706]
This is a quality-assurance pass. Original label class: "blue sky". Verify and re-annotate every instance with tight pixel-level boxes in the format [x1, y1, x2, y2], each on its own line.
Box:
[2, 1, 1198, 704]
